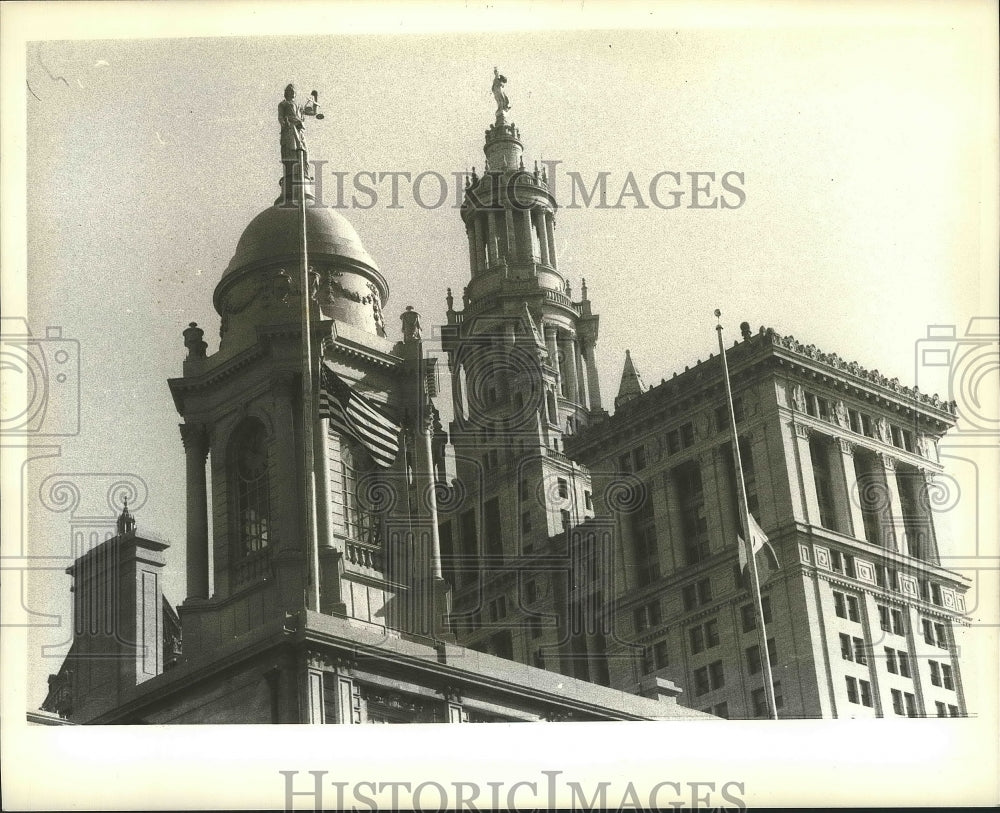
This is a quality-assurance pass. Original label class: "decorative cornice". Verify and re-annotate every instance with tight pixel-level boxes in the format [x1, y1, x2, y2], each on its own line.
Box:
[762, 328, 957, 417]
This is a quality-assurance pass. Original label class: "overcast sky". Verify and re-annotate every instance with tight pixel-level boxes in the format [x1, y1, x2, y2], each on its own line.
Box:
[4, 1, 998, 802]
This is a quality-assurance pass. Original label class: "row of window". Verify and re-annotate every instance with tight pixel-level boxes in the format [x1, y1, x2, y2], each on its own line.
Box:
[846, 676, 874, 707]
[633, 599, 662, 632]
[885, 647, 911, 678]
[681, 578, 713, 611]
[693, 660, 725, 696]
[929, 660, 955, 690]
[891, 689, 918, 717]
[795, 386, 916, 454]
[833, 590, 861, 622]
[641, 640, 670, 674]
[934, 702, 961, 717]
[840, 634, 868, 665]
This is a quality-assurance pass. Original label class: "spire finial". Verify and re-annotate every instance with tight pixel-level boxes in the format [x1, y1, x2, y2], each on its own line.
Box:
[116, 496, 136, 538]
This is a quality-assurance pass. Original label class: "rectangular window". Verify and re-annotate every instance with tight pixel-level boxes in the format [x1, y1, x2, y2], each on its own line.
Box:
[930, 660, 941, 687]
[885, 647, 898, 673]
[846, 676, 859, 704]
[489, 595, 507, 622]
[834, 591, 847, 619]
[830, 549, 844, 573]
[666, 429, 681, 455]
[556, 478, 569, 499]
[525, 579, 537, 605]
[935, 622, 947, 648]
[904, 693, 917, 717]
[847, 595, 860, 622]
[618, 453, 632, 474]
[682, 584, 697, 612]
[898, 650, 911, 678]
[675, 461, 710, 565]
[705, 619, 720, 648]
[942, 664, 954, 691]
[892, 689, 904, 715]
[584, 491, 593, 511]
[741, 596, 772, 632]
[891, 609, 904, 635]
[694, 666, 710, 696]
[841, 633, 853, 661]
[680, 422, 695, 448]
[633, 446, 646, 471]
[689, 625, 705, 655]
[860, 680, 873, 708]
[935, 701, 947, 718]
[949, 705, 959, 717]
[654, 640, 669, 669]
[878, 604, 890, 632]
[709, 660, 725, 690]
[854, 637, 867, 665]
[642, 646, 655, 675]
[697, 578, 713, 605]
[849, 409, 862, 434]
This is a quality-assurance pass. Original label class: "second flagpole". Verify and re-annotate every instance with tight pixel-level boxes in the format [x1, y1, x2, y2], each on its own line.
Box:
[715, 309, 779, 719]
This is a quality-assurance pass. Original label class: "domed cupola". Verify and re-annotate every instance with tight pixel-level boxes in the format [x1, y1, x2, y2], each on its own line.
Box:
[212, 199, 389, 354]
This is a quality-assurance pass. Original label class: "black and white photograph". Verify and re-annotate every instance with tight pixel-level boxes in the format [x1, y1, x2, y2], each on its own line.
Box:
[2, 1, 998, 809]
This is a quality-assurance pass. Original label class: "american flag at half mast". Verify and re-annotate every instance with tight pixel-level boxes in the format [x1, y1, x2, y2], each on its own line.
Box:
[319, 362, 400, 468]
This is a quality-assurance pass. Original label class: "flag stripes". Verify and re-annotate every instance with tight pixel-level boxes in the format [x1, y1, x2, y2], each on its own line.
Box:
[319, 362, 400, 468]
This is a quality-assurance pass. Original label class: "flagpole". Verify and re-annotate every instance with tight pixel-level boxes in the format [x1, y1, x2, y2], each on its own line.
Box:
[299, 149, 321, 613]
[715, 309, 778, 720]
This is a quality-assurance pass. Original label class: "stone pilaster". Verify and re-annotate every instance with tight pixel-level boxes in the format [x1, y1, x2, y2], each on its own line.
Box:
[180, 422, 210, 601]
[835, 438, 868, 541]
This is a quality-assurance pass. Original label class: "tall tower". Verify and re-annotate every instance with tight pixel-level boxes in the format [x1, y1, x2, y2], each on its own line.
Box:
[438, 73, 610, 680]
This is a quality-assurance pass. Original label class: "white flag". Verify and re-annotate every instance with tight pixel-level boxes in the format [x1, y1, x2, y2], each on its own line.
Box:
[739, 513, 779, 572]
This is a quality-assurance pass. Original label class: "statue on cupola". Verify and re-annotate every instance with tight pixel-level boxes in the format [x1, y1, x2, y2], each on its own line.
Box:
[491, 67, 511, 117]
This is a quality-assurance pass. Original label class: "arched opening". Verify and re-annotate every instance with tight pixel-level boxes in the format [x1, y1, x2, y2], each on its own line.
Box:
[229, 418, 271, 558]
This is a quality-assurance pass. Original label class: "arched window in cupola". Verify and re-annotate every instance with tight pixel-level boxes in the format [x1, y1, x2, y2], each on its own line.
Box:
[230, 418, 271, 557]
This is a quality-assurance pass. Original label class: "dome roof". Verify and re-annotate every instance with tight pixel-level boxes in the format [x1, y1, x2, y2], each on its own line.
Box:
[223, 204, 379, 277]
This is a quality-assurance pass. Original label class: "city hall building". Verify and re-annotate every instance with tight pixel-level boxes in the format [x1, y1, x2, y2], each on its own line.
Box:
[39, 77, 970, 724]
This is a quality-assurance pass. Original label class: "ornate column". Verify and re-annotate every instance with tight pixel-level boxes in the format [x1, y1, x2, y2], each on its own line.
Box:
[878, 453, 906, 554]
[516, 208, 533, 262]
[574, 338, 590, 410]
[180, 423, 210, 601]
[485, 210, 498, 267]
[533, 209, 550, 266]
[544, 325, 561, 380]
[471, 214, 485, 275]
[791, 422, 823, 526]
[835, 438, 868, 541]
[504, 207, 516, 262]
[559, 332, 580, 403]
[545, 211, 557, 269]
[582, 338, 603, 411]
[466, 226, 478, 277]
